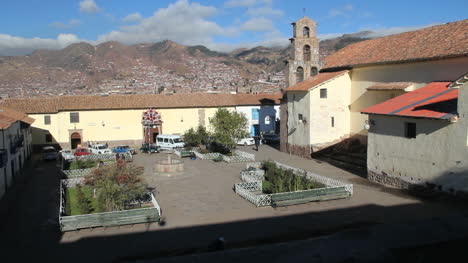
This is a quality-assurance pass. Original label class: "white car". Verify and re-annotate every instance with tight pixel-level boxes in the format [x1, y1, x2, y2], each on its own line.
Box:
[237, 137, 255, 146]
[89, 144, 113, 154]
[60, 149, 75, 161]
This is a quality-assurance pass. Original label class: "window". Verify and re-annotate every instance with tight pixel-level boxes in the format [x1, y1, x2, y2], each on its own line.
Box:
[70, 112, 79, 123]
[157, 137, 163, 142]
[320, 88, 327, 98]
[303, 45, 311, 61]
[45, 134, 52, 143]
[252, 108, 259, 120]
[311, 67, 318, 77]
[265, 116, 271, 125]
[331, 117, 335, 127]
[164, 138, 169, 143]
[405, 122, 416, 138]
[296, 67, 304, 83]
[303, 27, 310, 37]
[44, 115, 51, 125]
[298, 114, 303, 121]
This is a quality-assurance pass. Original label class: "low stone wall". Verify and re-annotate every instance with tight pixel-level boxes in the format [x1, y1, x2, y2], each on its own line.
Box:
[155, 159, 184, 173]
[367, 170, 411, 189]
[285, 143, 312, 159]
[59, 179, 161, 231]
[222, 150, 255, 163]
[62, 168, 94, 178]
[192, 148, 221, 160]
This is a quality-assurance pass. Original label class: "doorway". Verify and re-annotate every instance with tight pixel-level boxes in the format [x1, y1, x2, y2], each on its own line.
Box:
[70, 132, 81, 149]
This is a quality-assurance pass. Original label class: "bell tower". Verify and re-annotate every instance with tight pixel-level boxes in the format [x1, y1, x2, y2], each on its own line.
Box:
[286, 16, 320, 87]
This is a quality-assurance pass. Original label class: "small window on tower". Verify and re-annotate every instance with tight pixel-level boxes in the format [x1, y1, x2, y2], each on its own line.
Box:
[320, 88, 327, 98]
[296, 67, 304, 83]
[311, 67, 318, 77]
[44, 115, 51, 125]
[331, 117, 335, 127]
[303, 27, 310, 37]
[298, 114, 303, 121]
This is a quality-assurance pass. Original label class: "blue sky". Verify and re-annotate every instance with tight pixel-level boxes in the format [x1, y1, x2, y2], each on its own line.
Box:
[0, 0, 466, 55]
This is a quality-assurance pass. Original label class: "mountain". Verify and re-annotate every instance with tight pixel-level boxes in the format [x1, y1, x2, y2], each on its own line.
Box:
[0, 32, 372, 98]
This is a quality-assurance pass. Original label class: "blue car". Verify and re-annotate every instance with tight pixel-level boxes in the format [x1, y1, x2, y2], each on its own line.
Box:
[112, 145, 136, 155]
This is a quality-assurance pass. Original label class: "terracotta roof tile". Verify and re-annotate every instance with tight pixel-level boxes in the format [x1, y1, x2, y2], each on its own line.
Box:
[361, 82, 457, 120]
[0, 107, 35, 129]
[367, 82, 414, 91]
[324, 20, 468, 70]
[286, 70, 349, 91]
[1, 93, 281, 114]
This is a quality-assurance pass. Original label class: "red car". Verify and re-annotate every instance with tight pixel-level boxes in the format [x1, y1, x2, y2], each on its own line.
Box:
[74, 147, 91, 156]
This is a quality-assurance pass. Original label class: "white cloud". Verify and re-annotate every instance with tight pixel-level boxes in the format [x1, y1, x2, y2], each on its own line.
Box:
[123, 12, 143, 23]
[246, 6, 283, 17]
[317, 33, 344, 40]
[0, 34, 82, 56]
[50, 19, 81, 29]
[240, 17, 274, 32]
[329, 4, 353, 17]
[225, 0, 272, 8]
[97, 0, 226, 47]
[79, 0, 99, 14]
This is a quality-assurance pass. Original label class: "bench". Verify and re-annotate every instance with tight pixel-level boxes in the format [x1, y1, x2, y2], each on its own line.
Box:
[180, 151, 194, 158]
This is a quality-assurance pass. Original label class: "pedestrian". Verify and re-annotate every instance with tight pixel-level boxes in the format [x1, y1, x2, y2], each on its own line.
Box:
[254, 136, 259, 151]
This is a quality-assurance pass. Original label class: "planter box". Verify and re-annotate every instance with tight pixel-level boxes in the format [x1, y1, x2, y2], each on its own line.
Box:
[222, 150, 255, 163]
[235, 161, 353, 207]
[62, 168, 94, 178]
[59, 178, 161, 231]
[192, 148, 222, 160]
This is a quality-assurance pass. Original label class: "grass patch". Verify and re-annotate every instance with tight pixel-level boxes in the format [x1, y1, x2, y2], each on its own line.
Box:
[262, 161, 325, 194]
[66, 186, 99, 215]
[63, 159, 114, 170]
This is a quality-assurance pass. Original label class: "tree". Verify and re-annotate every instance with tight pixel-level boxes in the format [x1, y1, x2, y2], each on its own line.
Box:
[76, 185, 92, 214]
[84, 163, 147, 212]
[209, 108, 249, 151]
[183, 125, 209, 147]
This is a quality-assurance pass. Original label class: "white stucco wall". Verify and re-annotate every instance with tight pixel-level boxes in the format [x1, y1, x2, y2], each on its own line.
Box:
[367, 112, 468, 192]
[350, 57, 468, 137]
[287, 91, 310, 146]
[308, 73, 352, 148]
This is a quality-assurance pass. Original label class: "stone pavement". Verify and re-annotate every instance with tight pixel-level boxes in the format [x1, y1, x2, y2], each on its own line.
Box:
[0, 146, 466, 262]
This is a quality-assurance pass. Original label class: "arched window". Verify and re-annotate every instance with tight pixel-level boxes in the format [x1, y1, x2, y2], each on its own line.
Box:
[311, 67, 318, 77]
[265, 116, 270, 125]
[303, 27, 310, 37]
[303, 45, 311, 61]
[296, 67, 304, 83]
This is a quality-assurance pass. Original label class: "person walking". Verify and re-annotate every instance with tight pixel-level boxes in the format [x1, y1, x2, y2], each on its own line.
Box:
[254, 136, 260, 151]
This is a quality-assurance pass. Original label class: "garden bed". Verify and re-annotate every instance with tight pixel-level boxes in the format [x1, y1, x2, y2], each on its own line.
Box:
[235, 161, 353, 207]
[191, 147, 254, 162]
[59, 178, 161, 231]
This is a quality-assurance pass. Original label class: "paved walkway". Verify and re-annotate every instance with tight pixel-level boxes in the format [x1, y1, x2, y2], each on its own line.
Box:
[0, 147, 466, 262]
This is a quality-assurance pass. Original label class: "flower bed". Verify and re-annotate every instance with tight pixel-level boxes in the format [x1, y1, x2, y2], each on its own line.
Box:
[191, 147, 254, 162]
[62, 159, 115, 178]
[59, 178, 161, 231]
[58, 163, 161, 231]
[235, 161, 353, 207]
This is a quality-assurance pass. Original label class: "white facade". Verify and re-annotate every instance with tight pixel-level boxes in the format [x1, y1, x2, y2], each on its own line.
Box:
[0, 121, 33, 200]
[366, 82, 468, 193]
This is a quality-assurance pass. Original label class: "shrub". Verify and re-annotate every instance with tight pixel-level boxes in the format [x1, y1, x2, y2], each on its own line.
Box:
[84, 163, 148, 212]
[262, 161, 325, 193]
[68, 159, 98, 170]
[184, 125, 209, 147]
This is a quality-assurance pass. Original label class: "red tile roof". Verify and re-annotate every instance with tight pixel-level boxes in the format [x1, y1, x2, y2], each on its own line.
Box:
[0, 107, 35, 129]
[286, 70, 348, 91]
[324, 20, 468, 70]
[0, 93, 282, 114]
[361, 82, 457, 120]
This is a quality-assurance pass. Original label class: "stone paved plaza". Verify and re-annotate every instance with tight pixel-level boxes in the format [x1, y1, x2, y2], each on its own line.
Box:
[1, 145, 466, 262]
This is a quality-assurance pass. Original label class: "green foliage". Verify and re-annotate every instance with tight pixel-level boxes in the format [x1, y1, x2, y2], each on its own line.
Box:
[209, 108, 249, 150]
[84, 163, 148, 212]
[66, 186, 99, 215]
[67, 159, 98, 170]
[183, 125, 209, 147]
[262, 161, 325, 194]
[75, 185, 93, 214]
[213, 154, 223, 162]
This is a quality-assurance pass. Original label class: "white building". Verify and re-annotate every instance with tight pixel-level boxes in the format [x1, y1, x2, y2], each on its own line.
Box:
[0, 107, 34, 200]
[361, 77, 468, 194]
[282, 17, 468, 158]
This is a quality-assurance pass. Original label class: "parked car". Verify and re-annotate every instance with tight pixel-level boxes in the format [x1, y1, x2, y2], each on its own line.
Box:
[89, 144, 112, 154]
[262, 134, 280, 144]
[113, 145, 136, 155]
[74, 147, 91, 156]
[60, 149, 75, 161]
[237, 137, 255, 146]
[42, 146, 58, 161]
[139, 143, 160, 154]
[156, 134, 185, 149]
